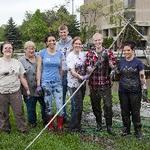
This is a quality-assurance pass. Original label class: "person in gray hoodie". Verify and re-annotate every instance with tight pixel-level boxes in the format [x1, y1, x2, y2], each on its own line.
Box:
[56, 24, 72, 122]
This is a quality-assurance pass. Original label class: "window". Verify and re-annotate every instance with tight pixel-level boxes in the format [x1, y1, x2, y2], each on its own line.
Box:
[124, 0, 135, 9]
[139, 26, 148, 36]
[124, 11, 135, 20]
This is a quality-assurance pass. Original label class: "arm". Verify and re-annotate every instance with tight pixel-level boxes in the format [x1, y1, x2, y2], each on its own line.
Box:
[85, 50, 95, 74]
[139, 69, 146, 86]
[59, 59, 63, 78]
[19, 74, 30, 95]
[108, 50, 116, 69]
[70, 68, 83, 80]
[36, 55, 42, 87]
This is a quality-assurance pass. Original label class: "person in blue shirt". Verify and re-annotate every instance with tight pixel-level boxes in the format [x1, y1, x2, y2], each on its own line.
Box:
[118, 41, 146, 140]
[37, 33, 63, 131]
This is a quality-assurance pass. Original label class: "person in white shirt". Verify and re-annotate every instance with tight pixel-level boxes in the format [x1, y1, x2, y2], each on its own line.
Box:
[67, 37, 87, 132]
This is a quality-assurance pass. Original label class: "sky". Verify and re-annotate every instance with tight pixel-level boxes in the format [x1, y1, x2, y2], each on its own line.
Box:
[0, 0, 84, 26]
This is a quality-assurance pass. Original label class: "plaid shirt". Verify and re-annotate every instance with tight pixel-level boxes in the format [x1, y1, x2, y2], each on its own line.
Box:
[85, 48, 116, 89]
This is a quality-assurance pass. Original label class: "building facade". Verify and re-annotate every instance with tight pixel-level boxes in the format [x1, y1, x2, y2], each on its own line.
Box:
[81, 0, 150, 49]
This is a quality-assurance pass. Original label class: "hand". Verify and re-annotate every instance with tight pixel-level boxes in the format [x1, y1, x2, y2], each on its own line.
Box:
[36, 86, 43, 96]
[142, 84, 147, 89]
[87, 66, 93, 73]
[94, 61, 101, 68]
[110, 70, 116, 80]
[82, 75, 89, 80]
[140, 78, 146, 86]
[26, 89, 30, 96]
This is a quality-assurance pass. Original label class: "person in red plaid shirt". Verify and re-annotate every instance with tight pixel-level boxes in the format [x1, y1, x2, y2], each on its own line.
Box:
[85, 33, 116, 135]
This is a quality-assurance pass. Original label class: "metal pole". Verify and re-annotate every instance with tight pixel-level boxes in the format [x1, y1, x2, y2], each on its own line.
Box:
[72, 0, 74, 15]
[109, 18, 132, 49]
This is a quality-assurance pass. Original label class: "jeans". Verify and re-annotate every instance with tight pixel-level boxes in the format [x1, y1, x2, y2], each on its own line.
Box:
[62, 71, 68, 118]
[119, 91, 142, 131]
[24, 96, 46, 125]
[68, 84, 86, 130]
[42, 81, 63, 116]
[90, 86, 113, 127]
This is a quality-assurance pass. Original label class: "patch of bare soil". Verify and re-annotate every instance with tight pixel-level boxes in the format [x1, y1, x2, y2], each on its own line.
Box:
[82, 102, 150, 127]
[80, 134, 114, 150]
[80, 102, 150, 149]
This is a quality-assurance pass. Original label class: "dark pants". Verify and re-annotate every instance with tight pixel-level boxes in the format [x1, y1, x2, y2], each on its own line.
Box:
[62, 71, 68, 118]
[0, 90, 27, 132]
[69, 84, 86, 130]
[119, 91, 142, 132]
[24, 96, 46, 125]
[90, 86, 113, 127]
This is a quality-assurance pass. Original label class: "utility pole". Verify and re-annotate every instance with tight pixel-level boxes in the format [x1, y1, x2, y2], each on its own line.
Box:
[72, 0, 74, 15]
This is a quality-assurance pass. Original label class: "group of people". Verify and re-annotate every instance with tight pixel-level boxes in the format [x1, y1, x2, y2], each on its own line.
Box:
[0, 24, 146, 140]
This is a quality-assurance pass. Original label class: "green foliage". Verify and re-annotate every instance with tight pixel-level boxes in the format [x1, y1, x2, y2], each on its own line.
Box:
[80, 0, 123, 43]
[35, 42, 45, 51]
[121, 24, 142, 44]
[4, 17, 22, 49]
[20, 9, 49, 43]
[0, 26, 5, 41]
[20, 6, 80, 44]
[103, 37, 114, 49]
[45, 6, 80, 39]
[80, 25, 97, 43]
[0, 94, 150, 150]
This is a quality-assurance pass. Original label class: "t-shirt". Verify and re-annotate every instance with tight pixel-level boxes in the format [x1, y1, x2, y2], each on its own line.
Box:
[67, 51, 86, 88]
[0, 58, 25, 94]
[118, 57, 144, 92]
[40, 49, 63, 84]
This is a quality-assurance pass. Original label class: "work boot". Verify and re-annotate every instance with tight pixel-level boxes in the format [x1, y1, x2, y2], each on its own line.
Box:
[57, 116, 64, 131]
[121, 127, 131, 136]
[107, 126, 116, 136]
[135, 129, 143, 140]
[47, 115, 55, 131]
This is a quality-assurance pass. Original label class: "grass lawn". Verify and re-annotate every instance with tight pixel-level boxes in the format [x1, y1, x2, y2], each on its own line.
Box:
[0, 93, 150, 150]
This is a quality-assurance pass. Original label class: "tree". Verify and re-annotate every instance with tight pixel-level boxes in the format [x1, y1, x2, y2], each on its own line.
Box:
[21, 9, 49, 43]
[0, 25, 5, 41]
[79, 0, 123, 42]
[20, 6, 80, 49]
[120, 24, 142, 48]
[44, 6, 80, 39]
[103, 37, 114, 49]
[4, 17, 22, 49]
